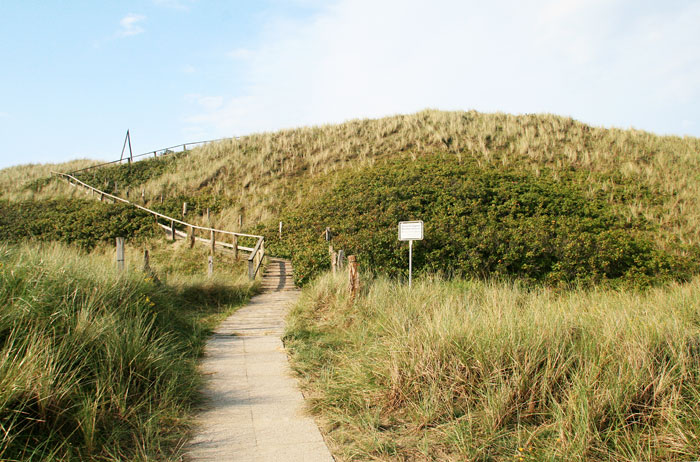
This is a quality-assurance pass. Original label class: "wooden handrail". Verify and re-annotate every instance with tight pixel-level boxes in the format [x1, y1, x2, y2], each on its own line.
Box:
[52, 171, 266, 279]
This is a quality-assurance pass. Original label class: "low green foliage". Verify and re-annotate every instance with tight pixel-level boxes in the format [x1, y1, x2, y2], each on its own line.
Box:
[286, 272, 700, 461]
[262, 155, 696, 287]
[0, 241, 255, 461]
[0, 199, 156, 250]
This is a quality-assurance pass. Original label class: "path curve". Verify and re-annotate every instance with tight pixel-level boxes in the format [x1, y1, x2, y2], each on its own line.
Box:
[186, 258, 333, 462]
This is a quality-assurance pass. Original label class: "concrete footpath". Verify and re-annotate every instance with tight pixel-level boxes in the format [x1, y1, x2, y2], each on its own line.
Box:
[186, 258, 334, 462]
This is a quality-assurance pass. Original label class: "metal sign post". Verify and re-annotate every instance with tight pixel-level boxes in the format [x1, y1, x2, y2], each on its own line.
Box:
[398, 221, 423, 288]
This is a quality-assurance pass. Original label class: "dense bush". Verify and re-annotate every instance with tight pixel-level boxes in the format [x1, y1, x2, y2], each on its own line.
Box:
[262, 155, 696, 287]
[0, 199, 156, 250]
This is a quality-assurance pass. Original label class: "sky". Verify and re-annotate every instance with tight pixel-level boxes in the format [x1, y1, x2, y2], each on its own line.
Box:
[0, 0, 698, 169]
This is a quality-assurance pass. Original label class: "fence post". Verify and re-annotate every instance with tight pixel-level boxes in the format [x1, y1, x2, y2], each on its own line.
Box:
[160, 194, 163, 204]
[206, 208, 210, 223]
[141, 189, 145, 202]
[116, 238, 125, 272]
[348, 255, 359, 300]
[188, 226, 195, 248]
[182, 202, 187, 217]
[238, 214, 243, 229]
[331, 251, 338, 275]
[170, 220, 176, 241]
[210, 230, 216, 255]
[143, 248, 151, 273]
[233, 234, 238, 260]
[279, 221, 283, 239]
[337, 249, 345, 270]
[208, 256, 213, 277]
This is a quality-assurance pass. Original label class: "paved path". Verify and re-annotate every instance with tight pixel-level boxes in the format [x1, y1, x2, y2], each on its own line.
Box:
[186, 258, 334, 462]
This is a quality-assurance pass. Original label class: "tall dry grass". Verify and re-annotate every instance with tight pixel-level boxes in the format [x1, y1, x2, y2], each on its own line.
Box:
[285, 272, 700, 461]
[0, 240, 255, 461]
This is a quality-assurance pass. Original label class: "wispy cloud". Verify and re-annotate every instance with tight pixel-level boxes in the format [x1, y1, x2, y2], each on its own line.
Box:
[153, 0, 191, 11]
[227, 48, 253, 60]
[182, 64, 196, 74]
[118, 14, 146, 37]
[185, 0, 700, 139]
[0, 112, 9, 119]
[185, 94, 224, 111]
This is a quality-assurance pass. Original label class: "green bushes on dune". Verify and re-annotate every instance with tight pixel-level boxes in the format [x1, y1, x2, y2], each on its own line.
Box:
[0, 199, 156, 250]
[264, 154, 696, 287]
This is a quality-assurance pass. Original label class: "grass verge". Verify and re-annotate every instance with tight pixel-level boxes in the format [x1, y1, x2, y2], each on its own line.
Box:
[285, 272, 700, 461]
[0, 240, 256, 461]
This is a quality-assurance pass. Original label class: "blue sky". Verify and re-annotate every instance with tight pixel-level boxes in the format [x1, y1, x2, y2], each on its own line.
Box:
[0, 0, 698, 169]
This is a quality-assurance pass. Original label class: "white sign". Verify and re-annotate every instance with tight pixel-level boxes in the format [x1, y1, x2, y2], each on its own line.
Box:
[398, 221, 424, 241]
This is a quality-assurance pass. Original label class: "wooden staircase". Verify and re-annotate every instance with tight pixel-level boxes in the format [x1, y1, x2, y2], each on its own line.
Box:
[261, 258, 297, 292]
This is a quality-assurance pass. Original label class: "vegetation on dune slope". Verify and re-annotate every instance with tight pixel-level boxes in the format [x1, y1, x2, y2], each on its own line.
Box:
[286, 272, 700, 461]
[262, 154, 697, 287]
[19, 110, 700, 245]
[15, 110, 699, 286]
[0, 241, 255, 461]
[0, 199, 157, 250]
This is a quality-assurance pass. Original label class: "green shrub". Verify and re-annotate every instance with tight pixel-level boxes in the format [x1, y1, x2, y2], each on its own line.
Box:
[0, 199, 156, 250]
[261, 154, 695, 287]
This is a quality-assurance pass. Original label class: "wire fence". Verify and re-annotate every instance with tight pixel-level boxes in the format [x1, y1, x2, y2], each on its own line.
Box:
[68, 136, 236, 175]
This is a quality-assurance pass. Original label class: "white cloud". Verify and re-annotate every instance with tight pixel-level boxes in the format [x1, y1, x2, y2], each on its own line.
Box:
[185, 0, 700, 138]
[185, 94, 224, 111]
[182, 64, 196, 74]
[227, 48, 253, 60]
[118, 14, 146, 37]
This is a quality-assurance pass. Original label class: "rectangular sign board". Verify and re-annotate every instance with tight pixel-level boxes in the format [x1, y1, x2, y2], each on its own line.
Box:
[398, 221, 424, 241]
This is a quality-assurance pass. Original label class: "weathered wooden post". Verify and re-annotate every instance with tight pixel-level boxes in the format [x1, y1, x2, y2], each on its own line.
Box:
[116, 238, 125, 272]
[141, 189, 145, 202]
[238, 214, 243, 229]
[188, 226, 195, 248]
[182, 202, 187, 217]
[348, 255, 359, 300]
[331, 251, 338, 275]
[337, 249, 345, 270]
[126, 189, 130, 200]
[208, 256, 213, 277]
[170, 220, 176, 241]
[206, 208, 210, 223]
[160, 194, 163, 204]
[210, 230, 216, 255]
[143, 249, 151, 273]
[279, 221, 283, 239]
[232, 234, 239, 260]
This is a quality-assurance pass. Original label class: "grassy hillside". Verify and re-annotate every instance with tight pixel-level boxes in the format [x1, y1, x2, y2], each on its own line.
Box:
[286, 272, 700, 461]
[0, 240, 255, 461]
[11, 110, 699, 285]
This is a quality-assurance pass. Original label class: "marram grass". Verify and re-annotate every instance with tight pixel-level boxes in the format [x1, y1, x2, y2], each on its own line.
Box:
[285, 272, 700, 461]
[0, 240, 255, 461]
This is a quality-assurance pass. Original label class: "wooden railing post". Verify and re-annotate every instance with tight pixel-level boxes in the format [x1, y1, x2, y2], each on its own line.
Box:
[348, 255, 359, 300]
[210, 230, 216, 255]
[170, 220, 176, 241]
[116, 238, 125, 272]
[208, 256, 213, 277]
[188, 226, 195, 248]
[233, 235, 238, 260]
